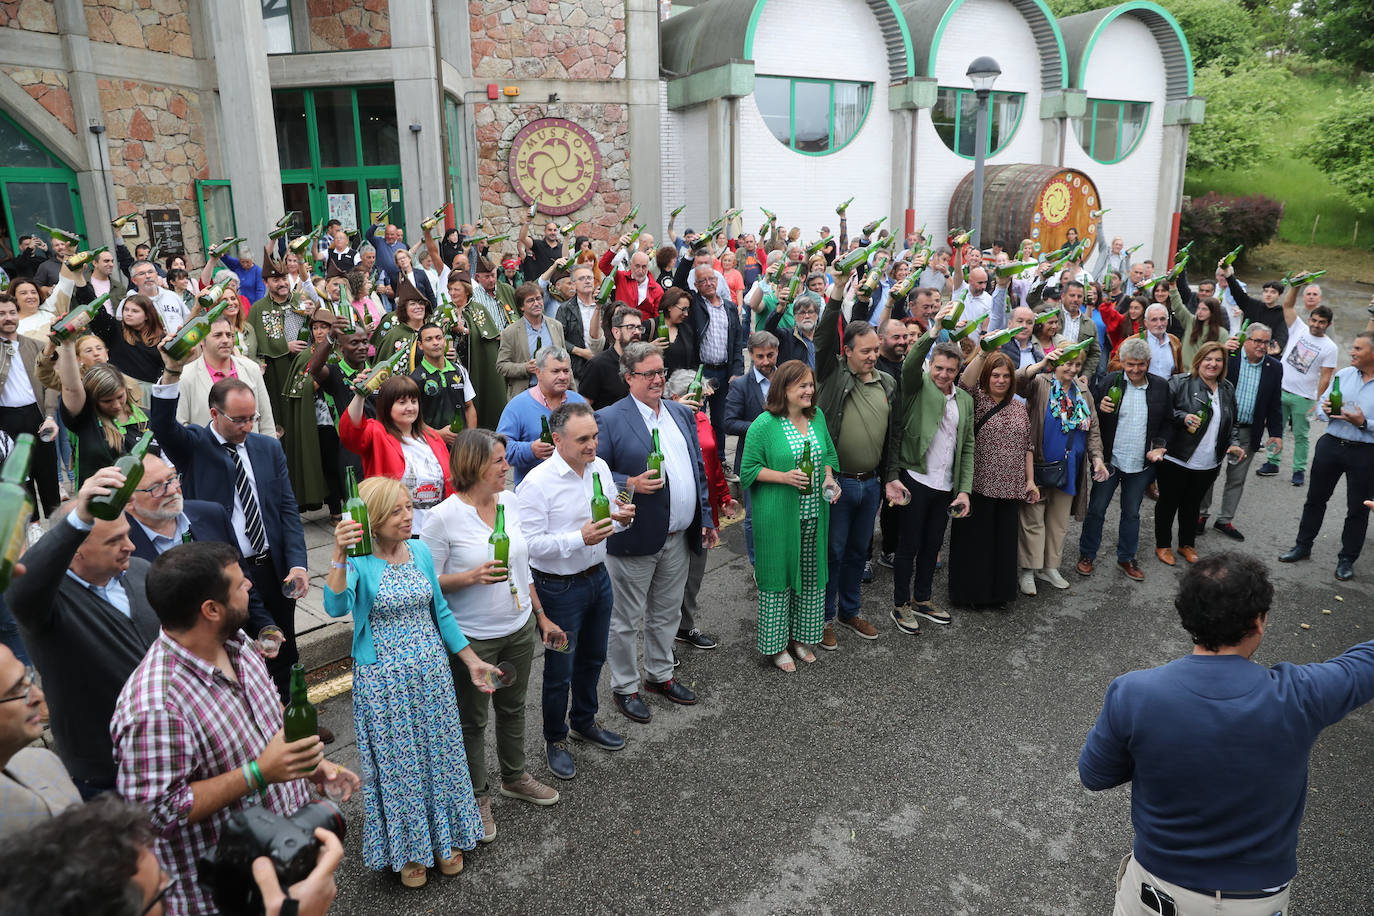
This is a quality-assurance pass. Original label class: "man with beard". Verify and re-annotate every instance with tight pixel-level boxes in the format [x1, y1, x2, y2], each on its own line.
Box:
[580, 305, 643, 409]
[765, 291, 820, 370]
[245, 257, 308, 425]
[872, 318, 909, 568]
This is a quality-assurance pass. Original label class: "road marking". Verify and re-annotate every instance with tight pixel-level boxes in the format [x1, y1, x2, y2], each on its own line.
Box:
[308, 671, 353, 704]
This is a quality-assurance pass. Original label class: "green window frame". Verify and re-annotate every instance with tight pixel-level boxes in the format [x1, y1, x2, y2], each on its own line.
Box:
[754, 75, 873, 156]
[444, 96, 467, 225]
[195, 179, 236, 255]
[0, 109, 85, 249]
[931, 87, 1025, 160]
[1073, 98, 1150, 165]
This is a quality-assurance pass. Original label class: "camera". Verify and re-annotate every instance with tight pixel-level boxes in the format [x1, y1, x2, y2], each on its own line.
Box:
[199, 800, 346, 916]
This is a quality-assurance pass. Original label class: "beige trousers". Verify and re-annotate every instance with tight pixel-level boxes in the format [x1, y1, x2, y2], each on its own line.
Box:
[1113, 854, 1292, 916]
[1018, 486, 1074, 570]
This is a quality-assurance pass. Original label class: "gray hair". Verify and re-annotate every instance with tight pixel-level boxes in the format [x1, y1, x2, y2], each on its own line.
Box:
[359, 242, 376, 255]
[748, 330, 780, 351]
[533, 345, 570, 369]
[792, 292, 822, 315]
[619, 340, 660, 377]
[1245, 322, 1272, 339]
[548, 401, 594, 434]
[1117, 337, 1150, 362]
[1145, 303, 1168, 319]
[930, 341, 963, 365]
[236, 247, 254, 260]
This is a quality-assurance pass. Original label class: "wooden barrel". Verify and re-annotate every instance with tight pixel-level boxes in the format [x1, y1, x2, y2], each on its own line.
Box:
[948, 164, 1102, 260]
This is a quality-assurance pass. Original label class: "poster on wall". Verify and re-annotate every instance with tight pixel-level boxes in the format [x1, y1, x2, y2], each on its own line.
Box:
[328, 194, 358, 233]
[145, 209, 185, 254]
[368, 189, 389, 223]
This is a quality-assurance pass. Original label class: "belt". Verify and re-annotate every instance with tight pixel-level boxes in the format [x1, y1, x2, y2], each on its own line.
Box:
[531, 563, 603, 582]
[702, 362, 728, 371]
[1330, 436, 1374, 447]
[1178, 884, 1287, 900]
[839, 470, 878, 480]
[243, 552, 272, 567]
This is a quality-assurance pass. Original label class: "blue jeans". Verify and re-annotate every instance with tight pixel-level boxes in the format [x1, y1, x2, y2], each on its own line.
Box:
[1078, 465, 1155, 563]
[825, 476, 881, 621]
[534, 566, 614, 742]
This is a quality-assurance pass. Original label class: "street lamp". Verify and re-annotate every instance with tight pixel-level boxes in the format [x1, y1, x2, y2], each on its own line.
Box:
[966, 56, 1001, 251]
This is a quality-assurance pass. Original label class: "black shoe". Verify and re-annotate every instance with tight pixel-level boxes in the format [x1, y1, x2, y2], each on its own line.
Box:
[1292, 470, 1305, 487]
[1196, 514, 1208, 536]
[1213, 521, 1245, 541]
[861, 561, 874, 584]
[317, 726, 336, 745]
[1255, 462, 1279, 477]
[612, 691, 652, 723]
[571, 720, 626, 751]
[644, 677, 697, 705]
[1278, 545, 1311, 563]
[674, 627, 718, 650]
[1336, 559, 1355, 581]
[546, 741, 576, 780]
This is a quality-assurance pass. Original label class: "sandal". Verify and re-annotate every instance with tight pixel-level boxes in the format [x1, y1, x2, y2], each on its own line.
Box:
[771, 650, 796, 673]
[437, 848, 464, 876]
[400, 863, 427, 888]
[791, 642, 816, 664]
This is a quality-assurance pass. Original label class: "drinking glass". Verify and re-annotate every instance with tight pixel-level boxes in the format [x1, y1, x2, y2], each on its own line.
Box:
[482, 660, 517, 691]
[281, 576, 307, 600]
[1265, 440, 1283, 461]
[257, 626, 285, 658]
[544, 631, 574, 654]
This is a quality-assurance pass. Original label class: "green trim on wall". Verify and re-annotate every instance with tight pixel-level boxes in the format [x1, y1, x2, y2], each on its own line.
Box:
[931, 86, 1027, 161]
[1077, 2, 1193, 97]
[0, 109, 85, 248]
[1076, 98, 1151, 164]
[667, 62, 756, 110]
[745, 0, 915, 79]
[928, 0, 1068, 90]
[756, 75, 874, 157]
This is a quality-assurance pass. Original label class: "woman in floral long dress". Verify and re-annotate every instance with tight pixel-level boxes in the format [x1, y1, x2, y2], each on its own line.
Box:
[325, 476, 503, 888]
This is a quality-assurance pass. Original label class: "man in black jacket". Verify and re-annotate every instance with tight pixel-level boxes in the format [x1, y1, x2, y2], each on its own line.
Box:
[1199, 325, 1283, 540]
[1216, 269, 1287, 351]
[1076, 337, 1170, 581]
[723, 330, 777, 564]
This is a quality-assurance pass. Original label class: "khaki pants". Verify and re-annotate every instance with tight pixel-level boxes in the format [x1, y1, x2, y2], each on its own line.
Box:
[1114, 854, 1292, 915]
[1018, 486, 1074, 570]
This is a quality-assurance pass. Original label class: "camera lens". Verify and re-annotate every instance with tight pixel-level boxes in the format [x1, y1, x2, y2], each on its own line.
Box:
[288, 799, 347, 843]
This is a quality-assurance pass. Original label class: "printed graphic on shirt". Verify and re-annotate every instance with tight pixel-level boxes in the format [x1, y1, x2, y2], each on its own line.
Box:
[1285, 335, 1323, 376]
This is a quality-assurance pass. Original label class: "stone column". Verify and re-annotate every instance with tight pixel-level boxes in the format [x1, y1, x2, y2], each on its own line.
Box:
[388, 0, 445, 240]
[1156, 98, 1205, 262]
[49, 0, 108, 242]
[625, 0, 662, 244]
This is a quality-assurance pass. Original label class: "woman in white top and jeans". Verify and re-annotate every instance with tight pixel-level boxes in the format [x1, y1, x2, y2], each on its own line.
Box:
[420, 428, 567, 842]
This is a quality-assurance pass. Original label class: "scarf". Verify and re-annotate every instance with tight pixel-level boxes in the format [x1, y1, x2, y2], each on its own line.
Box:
[1049, 377, 1092, 431]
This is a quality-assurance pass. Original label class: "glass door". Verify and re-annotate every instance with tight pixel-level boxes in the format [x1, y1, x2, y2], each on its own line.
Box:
[0, 110, 85, 256]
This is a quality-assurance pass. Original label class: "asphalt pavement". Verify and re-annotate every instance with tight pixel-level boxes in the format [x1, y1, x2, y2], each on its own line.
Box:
[313, 442, 1374, 915]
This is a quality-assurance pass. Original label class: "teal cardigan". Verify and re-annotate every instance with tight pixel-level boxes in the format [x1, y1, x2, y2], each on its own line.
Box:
[323, 539, 470, 665]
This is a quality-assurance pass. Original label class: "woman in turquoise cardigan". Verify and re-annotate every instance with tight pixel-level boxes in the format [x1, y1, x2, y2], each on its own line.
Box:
[325, 476, 502, 889]
[740, 359, 840, 672]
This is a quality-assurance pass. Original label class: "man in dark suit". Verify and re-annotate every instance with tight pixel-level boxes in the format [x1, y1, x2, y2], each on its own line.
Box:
[148, 356, 310, 700]
[1199, 323, 1284, 540]
[724, 330, 778, 563]
[0, 295, 59, 513]
[596, 342, 715, 724]
[685, 263, 744, 463]
[9, 467, 158, 799]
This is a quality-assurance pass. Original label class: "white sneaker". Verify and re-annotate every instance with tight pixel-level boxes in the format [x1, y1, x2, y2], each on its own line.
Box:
[1035, 567, 1070, 589]
[1018, 569, 1037, 596]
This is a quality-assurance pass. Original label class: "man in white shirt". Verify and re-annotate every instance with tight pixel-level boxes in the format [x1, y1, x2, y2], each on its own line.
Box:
[1267, 292, 1337, 487]
[953, 266, 996, 333]
[119, 260, 188, 333]
[1143, 304, 1180, 379]
[517, 402, 635, 780]
[0, 295, 59, 512]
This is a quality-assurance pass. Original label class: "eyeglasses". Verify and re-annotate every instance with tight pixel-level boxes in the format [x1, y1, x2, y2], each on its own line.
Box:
[0, 666, 37, 704]
[614, 324, 641, 331]
[135, 472, 183, 497]
[629, 368, 668, 380]
[140, 870, 177, 916]
[221, 413, 260, 426]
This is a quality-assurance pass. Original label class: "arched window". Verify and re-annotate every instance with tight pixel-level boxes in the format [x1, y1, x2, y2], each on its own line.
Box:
[1074, 99, 1150, 164]
[931, 87, 1025, 159]
[754, 75, 873, 155]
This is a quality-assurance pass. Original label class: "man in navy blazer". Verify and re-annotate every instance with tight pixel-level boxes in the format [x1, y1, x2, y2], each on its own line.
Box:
[685, 262, 744, 462]
[724, 330, 779, 562]
[147, 355, 310, 699]
[595, 342, 715, 724]
[1200, 323, 1284, 540]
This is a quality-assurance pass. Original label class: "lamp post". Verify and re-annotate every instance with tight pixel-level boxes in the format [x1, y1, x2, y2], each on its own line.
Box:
[966, 56, 1001, 252]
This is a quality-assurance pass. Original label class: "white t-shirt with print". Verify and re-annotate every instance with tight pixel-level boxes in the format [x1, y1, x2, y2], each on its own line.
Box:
[1280, 316, 1338, 400]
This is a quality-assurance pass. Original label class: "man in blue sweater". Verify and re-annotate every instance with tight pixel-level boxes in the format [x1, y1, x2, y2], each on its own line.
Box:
[1079, 552, 1374, 913]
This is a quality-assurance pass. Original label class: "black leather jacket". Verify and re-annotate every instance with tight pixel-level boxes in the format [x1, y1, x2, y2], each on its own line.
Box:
[1164, 374, 1240, 464]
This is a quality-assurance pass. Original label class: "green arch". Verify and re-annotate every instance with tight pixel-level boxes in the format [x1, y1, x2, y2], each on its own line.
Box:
[925, 0, 1069, 92]
[1076, 2, 1193, 98]
[744, 0, 916, 80]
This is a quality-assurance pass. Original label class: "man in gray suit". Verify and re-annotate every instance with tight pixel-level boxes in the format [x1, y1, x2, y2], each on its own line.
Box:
[9, 466, 158, 799]
[0, 642, 79, 839]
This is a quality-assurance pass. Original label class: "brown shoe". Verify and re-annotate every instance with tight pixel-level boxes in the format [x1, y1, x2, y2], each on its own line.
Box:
[499, 773, 560, 807]
[437, 848, 464, 876]
[1178, 546, 1199, 564]
[1076, 557, 1094, 576]
[1117, 560, 1145, 581]
[477, 795, 496, 843]
[1146, 482, 1159, 501]
[838, 615, 878, 639]
[819, 624, 838, 651]
[1155, 547, 1176, 566]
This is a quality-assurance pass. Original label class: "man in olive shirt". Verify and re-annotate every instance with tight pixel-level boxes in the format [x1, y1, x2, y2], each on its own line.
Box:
[410, 322, 476, 444]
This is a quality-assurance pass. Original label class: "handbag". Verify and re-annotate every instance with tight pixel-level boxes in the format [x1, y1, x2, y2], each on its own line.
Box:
[1033, 439, 1072, 490]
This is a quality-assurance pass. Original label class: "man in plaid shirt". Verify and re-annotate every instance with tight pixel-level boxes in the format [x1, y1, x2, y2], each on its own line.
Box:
[112, 542, 358, 916]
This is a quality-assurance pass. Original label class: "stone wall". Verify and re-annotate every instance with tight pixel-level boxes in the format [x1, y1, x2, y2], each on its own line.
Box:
[2, 66, 75, 133]
[0, 0, 56, 31]
[469, 0, 625, 80]
[99, 78, 208, 257]
[474, 102, 629, 240]
[86, 0, 193, 57]
[309, 0, 390, 50]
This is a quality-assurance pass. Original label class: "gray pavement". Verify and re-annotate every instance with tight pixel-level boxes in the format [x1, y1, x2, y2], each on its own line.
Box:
[309, 449, 1374, 915]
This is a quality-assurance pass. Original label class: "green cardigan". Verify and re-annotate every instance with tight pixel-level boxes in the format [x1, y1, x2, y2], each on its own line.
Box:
[740, 410, 839, 594]
[889, 331, 976, 495]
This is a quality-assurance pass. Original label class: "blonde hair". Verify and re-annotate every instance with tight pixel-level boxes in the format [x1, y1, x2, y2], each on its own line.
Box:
[82, 363, 129, 452]
[358, 476, 410, 537]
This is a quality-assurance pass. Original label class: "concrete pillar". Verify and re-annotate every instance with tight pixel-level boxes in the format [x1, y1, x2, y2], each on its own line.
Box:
[625, 0, 662, 244]
[889, 108, 913, 236]
[1155, 123, 1189, 262]
[200, 0, 284, 250]
[388, 0, 445, 240]
[48, 0, 114, 245]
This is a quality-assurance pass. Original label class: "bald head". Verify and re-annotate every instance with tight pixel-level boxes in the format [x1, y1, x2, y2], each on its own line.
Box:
[629, 250, 650, 281]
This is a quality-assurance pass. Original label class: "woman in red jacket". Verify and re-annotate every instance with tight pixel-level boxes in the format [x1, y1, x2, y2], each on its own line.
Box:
[341, 374, 454, 532]
[1101, 294, 1149, 358]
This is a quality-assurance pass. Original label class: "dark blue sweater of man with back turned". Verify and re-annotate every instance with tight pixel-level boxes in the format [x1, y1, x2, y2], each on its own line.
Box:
[1079, 637, 1374, 892]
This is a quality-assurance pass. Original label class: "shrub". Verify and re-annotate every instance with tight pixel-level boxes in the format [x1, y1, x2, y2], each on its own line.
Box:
[1179, 193, 1283, 268]
[1302, 86, 1374, 204]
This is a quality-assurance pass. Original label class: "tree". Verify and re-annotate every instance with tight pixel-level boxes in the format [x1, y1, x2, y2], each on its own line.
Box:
[1187, 61, 1296, 172]
[1296, 0, 1374, 74]
[1303, 86, 1374, 201]
[1048, 0, 1256, 70]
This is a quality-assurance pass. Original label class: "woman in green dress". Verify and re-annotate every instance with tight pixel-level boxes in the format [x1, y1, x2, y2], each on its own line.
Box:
[376, 279, 432, 367]
[740, 359, 840, 673]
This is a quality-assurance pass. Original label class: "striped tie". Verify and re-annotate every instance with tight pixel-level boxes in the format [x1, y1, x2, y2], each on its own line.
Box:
[222, 442, 268, 556]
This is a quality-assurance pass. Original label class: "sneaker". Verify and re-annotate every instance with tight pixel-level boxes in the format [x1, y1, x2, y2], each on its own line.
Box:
[861, 561, 874, 584]
[911, 600, 951, 625]
[570, 720, 626, 751]
[500, 773, 560, 806]
[546, 741, 576, 780]
[477, 795, 496, 843]
[674, 627, 718, 650]
[890, 604, 921, 635]
[838, 615, 878, 639]
[1018, 569, 1037, 596]
[1034, 568, 1070, 590]
[819, 624, 838, 650]
[875, 551, 895, 569]
[1255, 462, 1279, 477]
[1292, 471, 1305, 487]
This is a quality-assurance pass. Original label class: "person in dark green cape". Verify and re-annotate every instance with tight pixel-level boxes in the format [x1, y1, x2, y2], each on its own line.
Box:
[279, 310, 336, 514]
[246, 247, 311, 427]
[462, 257, 516, 427]
[375, 276, 430, 364]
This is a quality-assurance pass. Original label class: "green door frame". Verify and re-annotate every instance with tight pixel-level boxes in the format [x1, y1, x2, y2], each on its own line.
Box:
[0, 110, 86, 246]
[195, 178, 235, 253]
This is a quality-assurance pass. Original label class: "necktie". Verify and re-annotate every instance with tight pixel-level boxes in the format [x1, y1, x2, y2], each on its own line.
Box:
[222, 442, 268, 555]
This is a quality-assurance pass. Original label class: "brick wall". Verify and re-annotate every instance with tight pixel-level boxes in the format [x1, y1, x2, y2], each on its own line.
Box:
[2, 66, 75, 133]
[308, 0, 390, 51]
[86, 0, 192, 57]
[0, 0, 55, 31]
[469, 0, 625, 80]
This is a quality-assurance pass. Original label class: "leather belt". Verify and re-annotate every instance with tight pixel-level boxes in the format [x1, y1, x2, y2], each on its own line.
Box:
[531, 563, 604, 582]
[243, 552, 272, 567]
[839, 470, 878, 481]
[702, 362, 728, 370]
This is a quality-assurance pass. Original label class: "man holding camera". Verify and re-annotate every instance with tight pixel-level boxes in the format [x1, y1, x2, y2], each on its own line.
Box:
[111, 542, 358, 916]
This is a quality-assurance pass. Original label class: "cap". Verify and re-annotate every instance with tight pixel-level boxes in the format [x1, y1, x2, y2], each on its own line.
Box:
[395, 277, 429, 308]
[501, 257, 519, 271]
[1042, 285, 1063, 300]
[473, 255, 494, 274]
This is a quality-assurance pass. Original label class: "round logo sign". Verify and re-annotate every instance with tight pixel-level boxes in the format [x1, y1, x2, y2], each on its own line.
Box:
[509, 118, 602, 217]
[1040, 177, 1072, 226]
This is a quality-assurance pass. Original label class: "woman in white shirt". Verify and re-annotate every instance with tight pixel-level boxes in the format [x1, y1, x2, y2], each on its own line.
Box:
[420, 428, 566, 842]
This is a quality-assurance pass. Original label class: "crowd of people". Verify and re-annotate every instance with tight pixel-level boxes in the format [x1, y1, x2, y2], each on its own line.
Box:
[1, 200, 1373, 914]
